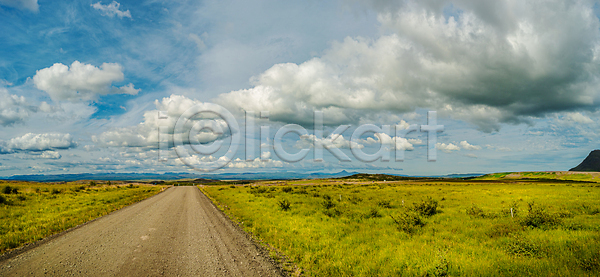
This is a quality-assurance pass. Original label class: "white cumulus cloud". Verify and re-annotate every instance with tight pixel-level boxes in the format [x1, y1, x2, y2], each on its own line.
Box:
[295, 134, 363, 149]
[0, 88, 34, 126]
[216, 0, 600, 132]
[38, 151, 62, 159]
[91, 1, 131, 19]
[0, 133, 75, 154]
[94, 94, 229, 148]
[436, 142, 460, 153]
[564, 112, 594, 124]
[33, 61, 139, 102]
[227, 157, 285, 168]
[459, 141, 482, 151]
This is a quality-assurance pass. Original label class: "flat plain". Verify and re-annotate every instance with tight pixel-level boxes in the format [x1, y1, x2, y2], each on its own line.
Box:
[202, 172, 600, 276]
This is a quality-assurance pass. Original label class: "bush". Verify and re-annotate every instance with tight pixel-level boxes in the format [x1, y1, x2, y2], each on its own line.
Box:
[51, 188, 61, 194]
[413, 197, 438, 216]
[324, 208, 342, 217]
[71, 186, 85, 192]
[292, 188, 308, 194]
[2, 185, 13, 194]
[377, 200, 392, 209]
[250, 187, 268, 194]
[466, 204, 486, 218]
[0, 194, 6, 204]
[281, 187, 293, 193]
[322, 198, 336, 209]
[505, 234, 543, 257]
[348, 195, 363, 204]
[17, 195, 26, 201]
[90, 181, 96, 187]
[364, 208, 382, 218]
[520, 202, 560, 228]
[391, 211, 425, 234]
[278, 199, 291, 211]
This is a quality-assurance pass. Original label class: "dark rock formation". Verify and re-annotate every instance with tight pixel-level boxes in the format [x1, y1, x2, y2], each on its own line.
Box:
[570, 150, 600, 171]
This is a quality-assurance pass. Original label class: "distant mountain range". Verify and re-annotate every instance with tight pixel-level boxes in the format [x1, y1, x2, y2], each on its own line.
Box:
[570, 150, 600, 171]
[0, 170, 486, 182]
[1, 170, 359, 182]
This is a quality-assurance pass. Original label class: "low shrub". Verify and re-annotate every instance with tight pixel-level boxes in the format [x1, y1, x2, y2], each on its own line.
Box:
[377, 200, 392, 209]
[281, 187, 293, 193]
[71, 186, 86, 192]
[348, 195, 363, 204]
[322, 198, 336, 209]
[413, 197, 438, 216]
[505, 234, 543, 257]
[278, 199, 291, 211]
[324, 208, 342, 217]
[292, 188, 308, 194]
[520, 202, 560, 229]
[0, 194, 6, 204]
[250, 187, 268, 194]
[51, 188, 61, 194]
[2, 186, 13, 194]
[466, 204, 486, 218]
[391, 211, 425, 234]
[364, 208, 382, 218]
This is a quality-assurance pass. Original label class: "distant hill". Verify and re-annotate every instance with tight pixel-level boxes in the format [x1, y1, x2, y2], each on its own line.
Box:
[570, 150, 600, 171]
[1, 171, 358, 182]
[1, 170, 485, 182]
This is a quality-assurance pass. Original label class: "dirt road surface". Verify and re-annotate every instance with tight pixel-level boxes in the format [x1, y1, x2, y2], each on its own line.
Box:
[0, 186, 283, 276]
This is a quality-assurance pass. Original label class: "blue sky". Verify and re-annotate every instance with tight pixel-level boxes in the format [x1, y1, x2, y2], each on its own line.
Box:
[1, 0, 600, 177]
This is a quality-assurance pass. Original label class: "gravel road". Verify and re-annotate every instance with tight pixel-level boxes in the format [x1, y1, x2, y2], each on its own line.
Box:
[0, 186, 283, 276]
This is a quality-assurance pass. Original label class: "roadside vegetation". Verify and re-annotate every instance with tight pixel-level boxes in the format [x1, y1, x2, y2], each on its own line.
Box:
[202, 176, 600, 276]
[0, 181, 164, 254]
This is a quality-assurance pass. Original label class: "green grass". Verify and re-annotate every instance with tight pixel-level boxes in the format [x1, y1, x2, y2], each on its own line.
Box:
[476, 171, 600, 182]
[0, 181, 164, 253]
[202, 180, 600, 276]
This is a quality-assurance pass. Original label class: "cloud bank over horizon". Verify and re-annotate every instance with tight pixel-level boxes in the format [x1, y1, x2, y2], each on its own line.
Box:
[217, 0, 600, 132]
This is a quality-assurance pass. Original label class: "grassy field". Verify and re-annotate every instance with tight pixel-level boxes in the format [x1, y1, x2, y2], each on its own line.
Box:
[476, 171, 600, 182]
[0, 180, 164, 254]
[201, 176, 600, 276]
